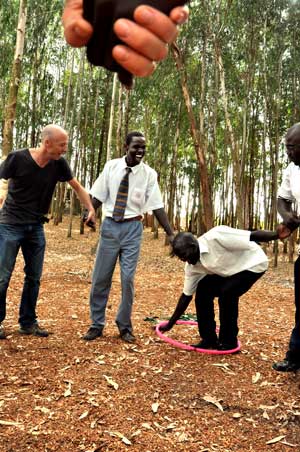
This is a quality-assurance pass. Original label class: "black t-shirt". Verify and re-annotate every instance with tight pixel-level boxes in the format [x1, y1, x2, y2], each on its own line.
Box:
[0, 149, 73, 224]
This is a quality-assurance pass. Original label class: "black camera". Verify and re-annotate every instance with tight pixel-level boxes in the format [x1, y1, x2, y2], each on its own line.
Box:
[82, 210, 96, 231]
[83, 0, 188, 87]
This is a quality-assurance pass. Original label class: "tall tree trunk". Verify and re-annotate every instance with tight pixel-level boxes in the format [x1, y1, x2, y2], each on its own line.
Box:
[215, 40, 244, 228]
[67, 49, 85, 237]
[106, 73, 118, 162]
[0, 0, 27, 207]
[2, 0, 27, 156]
[172, 43, 213, 231]
[116, 84, 124, 157]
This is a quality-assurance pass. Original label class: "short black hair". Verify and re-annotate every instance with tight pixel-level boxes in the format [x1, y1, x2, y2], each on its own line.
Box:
[125, 131, 145, 146]
[171, 232, 198, 258]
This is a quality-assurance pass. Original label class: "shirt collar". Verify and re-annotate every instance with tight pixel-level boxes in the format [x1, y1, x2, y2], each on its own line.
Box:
[122, 156, 143, 174]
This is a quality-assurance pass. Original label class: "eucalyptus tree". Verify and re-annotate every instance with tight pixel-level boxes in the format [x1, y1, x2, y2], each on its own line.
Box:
[0, 0, 19, 133]
[2, 0, 27, 157]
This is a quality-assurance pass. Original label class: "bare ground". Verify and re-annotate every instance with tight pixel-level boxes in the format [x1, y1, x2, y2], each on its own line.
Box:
[1, 218, 300, 452]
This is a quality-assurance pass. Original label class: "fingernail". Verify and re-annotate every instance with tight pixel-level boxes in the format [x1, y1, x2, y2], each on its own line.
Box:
[137, 6, 154, 24]
[116, 20, 131, 39]
[114, 46, 129, 62]
[176, 6, 189, 25]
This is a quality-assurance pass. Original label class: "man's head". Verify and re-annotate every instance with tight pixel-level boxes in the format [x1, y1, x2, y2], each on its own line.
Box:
[125, 131, 146, 167]
[41, 124, 69, 160]
[172, 232, 200, 265]
[285, 123, 300, 166]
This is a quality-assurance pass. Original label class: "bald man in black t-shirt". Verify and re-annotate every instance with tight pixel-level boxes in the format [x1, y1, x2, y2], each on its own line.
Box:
[0, 124, 95, 339]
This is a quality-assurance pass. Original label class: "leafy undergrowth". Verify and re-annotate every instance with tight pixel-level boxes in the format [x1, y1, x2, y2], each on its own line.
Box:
[1, 218, 300, 452]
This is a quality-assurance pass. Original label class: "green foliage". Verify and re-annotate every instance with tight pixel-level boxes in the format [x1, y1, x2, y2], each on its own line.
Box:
[1, 0, 299, 227]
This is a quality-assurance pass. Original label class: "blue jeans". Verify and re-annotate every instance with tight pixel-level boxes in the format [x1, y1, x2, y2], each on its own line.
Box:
[90, 217, 143, 332]
[0, 223, 46, 327]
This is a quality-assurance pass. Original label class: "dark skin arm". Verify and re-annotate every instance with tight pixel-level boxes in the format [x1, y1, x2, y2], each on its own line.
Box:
[277, 197, 300, 237]
[159, 293, 193, 332]
[153, 207, 174, 243]
[249, 226, 299, 242]
[249, 230, 278, 242]
[82, 196, 102, 230]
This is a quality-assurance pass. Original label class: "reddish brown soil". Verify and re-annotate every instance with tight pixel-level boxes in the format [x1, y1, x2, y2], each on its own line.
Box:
[1, 219, 300, 451]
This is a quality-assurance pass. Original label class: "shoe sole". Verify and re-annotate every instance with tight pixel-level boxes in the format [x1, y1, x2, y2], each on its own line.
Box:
[82, 335, 102, 341]
[19, 330, 48, 337]
[82, 331, 103, 341]
[121, 337, 136, 343]
[272, 364, 300, 372]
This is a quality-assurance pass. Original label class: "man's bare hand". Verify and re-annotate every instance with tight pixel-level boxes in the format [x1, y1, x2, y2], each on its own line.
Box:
[159, 321, 172, 332]
[62, 1, 189, 77]
[62, 0, 93, 47]
[277, 223, 292, 240]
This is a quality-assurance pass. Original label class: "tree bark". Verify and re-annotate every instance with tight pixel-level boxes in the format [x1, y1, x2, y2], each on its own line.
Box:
[2, 0, 27, 156]
[172, 43, 213, 231]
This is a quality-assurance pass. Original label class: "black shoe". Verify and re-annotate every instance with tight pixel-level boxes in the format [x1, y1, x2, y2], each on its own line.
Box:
[192, 339, 219, 349]
[19, 324, 49, 337]
[120, 329, 136, 343]
[0, 324, 6, 339]
[83, 327, 103, 341]
[272, 359, 300, 372]
[218, 342, 238, 351]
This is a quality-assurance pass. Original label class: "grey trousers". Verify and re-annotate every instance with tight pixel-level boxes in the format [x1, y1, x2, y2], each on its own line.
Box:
[89, 217, 143, 332]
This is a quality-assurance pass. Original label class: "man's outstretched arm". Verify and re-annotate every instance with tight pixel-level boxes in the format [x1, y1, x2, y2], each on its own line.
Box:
[250, 230, 278, 242]
[153, 207, 175, 243]
[160, 293, 193, 332]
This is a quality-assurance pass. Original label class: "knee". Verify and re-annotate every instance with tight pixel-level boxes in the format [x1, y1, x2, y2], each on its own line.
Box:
[24, 274, 41, 284]
[0, 268, 13, 286]
[121, 272, 135, 287]
[219, 287, 237, 299]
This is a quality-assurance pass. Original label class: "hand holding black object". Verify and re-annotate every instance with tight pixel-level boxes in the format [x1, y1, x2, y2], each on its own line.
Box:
[82, 209, 96, 231]
[83, 0, 188, 88]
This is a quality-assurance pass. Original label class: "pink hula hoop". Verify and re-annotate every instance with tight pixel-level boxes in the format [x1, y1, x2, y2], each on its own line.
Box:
[156, 320, 241, 355]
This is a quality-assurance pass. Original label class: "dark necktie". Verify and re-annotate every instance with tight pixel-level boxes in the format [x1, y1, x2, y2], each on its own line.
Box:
[112, 167, 132, 221]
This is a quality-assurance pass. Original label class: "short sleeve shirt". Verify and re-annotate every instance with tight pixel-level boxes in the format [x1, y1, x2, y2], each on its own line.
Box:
[277, 162, 300, 212]
[0, 149, 73, 224]
[90, 156, 164, 218]
[183, 226, 269, 296]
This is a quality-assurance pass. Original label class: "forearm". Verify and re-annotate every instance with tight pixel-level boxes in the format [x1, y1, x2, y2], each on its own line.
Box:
[153, 208, 174, 237]
[167, 293, 193, 328]
[91, 196, 102, 210]
[75, 186, 94, 211]
[277, 197, 298, 226]
[250, 230, 278, 242]
[0, 179, 8, 207]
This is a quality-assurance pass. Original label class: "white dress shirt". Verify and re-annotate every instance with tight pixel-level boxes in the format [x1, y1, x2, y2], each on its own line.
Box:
[183, 226, 269, 296]
[90, 156, 164, 218]
[277, 162, 300, 211]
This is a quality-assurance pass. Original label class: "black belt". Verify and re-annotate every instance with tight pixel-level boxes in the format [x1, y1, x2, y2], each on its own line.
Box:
[107, 216, 142, 223]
